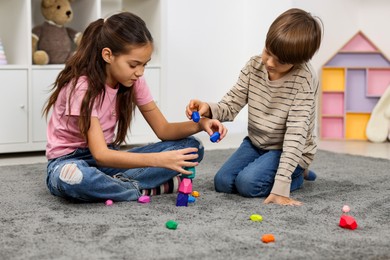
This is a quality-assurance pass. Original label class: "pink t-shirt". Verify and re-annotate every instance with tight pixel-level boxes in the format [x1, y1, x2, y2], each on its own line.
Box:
[46, 76, 153, 160]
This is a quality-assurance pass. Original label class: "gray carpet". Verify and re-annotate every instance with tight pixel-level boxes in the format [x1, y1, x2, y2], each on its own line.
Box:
[0, 149, 389, 260]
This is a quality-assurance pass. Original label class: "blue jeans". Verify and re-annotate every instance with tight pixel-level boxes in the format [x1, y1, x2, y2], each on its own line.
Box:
[46, 137, 204, 202]
[214, 137, 304, 197]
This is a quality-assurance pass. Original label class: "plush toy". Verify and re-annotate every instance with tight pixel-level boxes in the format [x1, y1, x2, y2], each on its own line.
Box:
[366, 86, 390, 143]
[31, 0, 82, 65]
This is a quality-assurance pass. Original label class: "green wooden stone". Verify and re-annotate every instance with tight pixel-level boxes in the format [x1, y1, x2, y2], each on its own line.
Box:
[184, 166, 196, 179]
[166, 220, 178, 230]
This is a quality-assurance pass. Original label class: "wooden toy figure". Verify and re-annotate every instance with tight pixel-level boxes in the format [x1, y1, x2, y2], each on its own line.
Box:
[176, 167, 195, 207]
[339, 204, 358, 230]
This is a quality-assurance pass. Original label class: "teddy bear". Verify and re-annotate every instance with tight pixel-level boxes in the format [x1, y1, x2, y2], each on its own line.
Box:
[31, 0, 82, 65]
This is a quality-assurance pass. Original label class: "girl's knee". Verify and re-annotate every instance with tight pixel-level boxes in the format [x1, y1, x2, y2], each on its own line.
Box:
[54, 163, 91, 200]
[187, 136, 204, 162]
[59, 163, 83, 185]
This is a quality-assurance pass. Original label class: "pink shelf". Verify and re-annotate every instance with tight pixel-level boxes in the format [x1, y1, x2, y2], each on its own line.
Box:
[340, 33, 377, 52]
[321, 92, 344, 115]
[321, 117, 344, 139]
[367, 68, 390, 97]
[320, 31, 390, 140]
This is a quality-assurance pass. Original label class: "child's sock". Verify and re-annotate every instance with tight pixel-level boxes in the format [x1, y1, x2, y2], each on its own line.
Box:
[141, 176, 181, 196]
[303, 169, 317, 181]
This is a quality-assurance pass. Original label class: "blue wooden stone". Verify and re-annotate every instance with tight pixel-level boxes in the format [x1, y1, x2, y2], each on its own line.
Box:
[188, 195, 196, 203]
[191, 111, 200, 123]
[176, 192, 188, 207]
[210, 132, 220, 143]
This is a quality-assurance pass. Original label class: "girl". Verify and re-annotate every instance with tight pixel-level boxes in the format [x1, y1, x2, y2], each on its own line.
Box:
[43, 12, 227, 202]
[186, 8, 322, 206]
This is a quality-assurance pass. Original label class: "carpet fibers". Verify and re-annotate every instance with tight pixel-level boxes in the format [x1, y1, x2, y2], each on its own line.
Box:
[0, 149, 389, 260]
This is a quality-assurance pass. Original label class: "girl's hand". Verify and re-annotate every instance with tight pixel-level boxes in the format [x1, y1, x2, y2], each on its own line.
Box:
[263, 193, 303, 206]
[158, 147, 199, 175]
[186, 99, 211, 119]
[199, 118, 227, 143]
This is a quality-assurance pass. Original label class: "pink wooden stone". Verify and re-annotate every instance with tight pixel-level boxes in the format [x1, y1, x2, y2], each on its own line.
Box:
[105, 199, 113, 206]
[138, 195, 150, 203]
[178, 178, 192, 194]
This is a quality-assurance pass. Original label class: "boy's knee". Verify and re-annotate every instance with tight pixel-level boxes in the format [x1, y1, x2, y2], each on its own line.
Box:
[59, 163, 83, 185]
[214, 178, 223, 193]
[214, 173, 231, 193]
[235, 176, 271, 198]
[235, 177, 254, 197]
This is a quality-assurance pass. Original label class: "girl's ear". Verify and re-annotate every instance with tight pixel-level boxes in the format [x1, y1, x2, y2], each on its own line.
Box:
[102, 48, 112, 64]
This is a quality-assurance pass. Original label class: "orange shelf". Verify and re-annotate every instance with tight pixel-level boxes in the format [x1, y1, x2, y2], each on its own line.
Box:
[345, 113, 370, 140]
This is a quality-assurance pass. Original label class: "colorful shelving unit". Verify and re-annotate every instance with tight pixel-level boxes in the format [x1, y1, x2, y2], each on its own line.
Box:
[321, 31, 390, 140]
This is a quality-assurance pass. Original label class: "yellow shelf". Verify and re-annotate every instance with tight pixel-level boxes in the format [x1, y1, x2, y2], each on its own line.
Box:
[322, 68, 345, 91]
[345, 113, 370, 140]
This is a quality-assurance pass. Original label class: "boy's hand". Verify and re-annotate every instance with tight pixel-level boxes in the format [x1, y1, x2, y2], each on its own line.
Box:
[198, 118, 227, 143]
[264, 193, 303, 206]
[186, 99, 211, 119]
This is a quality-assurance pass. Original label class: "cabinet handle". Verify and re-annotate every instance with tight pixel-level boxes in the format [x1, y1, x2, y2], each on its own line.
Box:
[20, 105, 25, 109]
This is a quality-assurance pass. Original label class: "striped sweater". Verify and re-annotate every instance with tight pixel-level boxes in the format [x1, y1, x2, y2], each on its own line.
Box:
[208, 55, 318, 198]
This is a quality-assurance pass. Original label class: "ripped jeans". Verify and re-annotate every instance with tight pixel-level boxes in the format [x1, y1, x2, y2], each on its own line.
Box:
[46, 137, 204, 202]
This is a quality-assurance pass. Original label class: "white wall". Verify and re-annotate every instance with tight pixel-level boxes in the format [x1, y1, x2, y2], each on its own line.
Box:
[162, 0, 290, 135]
[290, 0, 357, 71]
[356, 0, 390, 57]
[160, 0, 390, 141]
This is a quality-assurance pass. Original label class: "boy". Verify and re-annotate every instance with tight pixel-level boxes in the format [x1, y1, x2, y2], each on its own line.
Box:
[186, 8, 322, 206]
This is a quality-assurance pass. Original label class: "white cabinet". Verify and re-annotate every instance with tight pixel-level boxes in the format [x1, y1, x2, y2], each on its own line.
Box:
[0, 70, 28, 144]
[0, 0, 163, 153]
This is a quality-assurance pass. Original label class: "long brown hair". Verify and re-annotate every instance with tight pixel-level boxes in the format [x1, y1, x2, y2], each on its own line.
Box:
[43, 12, 153, 146]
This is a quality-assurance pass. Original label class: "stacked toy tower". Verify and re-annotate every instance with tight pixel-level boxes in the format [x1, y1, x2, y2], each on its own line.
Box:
[0, 38, 7, 65]
[175, 110, 217, 206]
[175, 110, 199, 206]
[176, 166, 196, 206]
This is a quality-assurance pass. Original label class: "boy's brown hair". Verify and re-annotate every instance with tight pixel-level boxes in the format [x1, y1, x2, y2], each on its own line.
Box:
[265, 8, 323, 65]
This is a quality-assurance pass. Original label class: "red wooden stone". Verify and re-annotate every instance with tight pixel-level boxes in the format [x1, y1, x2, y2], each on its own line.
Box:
[339, 215, 358, 230]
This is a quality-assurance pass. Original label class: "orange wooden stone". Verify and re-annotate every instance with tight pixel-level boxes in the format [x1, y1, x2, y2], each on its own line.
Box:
[191, 191, 200, 197]
[261, 234, 275, 243]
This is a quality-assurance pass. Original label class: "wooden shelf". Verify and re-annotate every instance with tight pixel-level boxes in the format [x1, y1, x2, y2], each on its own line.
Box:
[322, 68, 345, 91]
[0, 0, 163, 153]
[320, 31, 390, 140]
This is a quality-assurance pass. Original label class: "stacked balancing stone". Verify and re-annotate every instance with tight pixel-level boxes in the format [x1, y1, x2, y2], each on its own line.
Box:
[175, 110, 220, 206]
[176, 166, 195, 206]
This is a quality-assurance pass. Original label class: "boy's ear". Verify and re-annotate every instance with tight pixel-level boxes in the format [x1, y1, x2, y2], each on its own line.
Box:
[102, 48, 112, 63]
